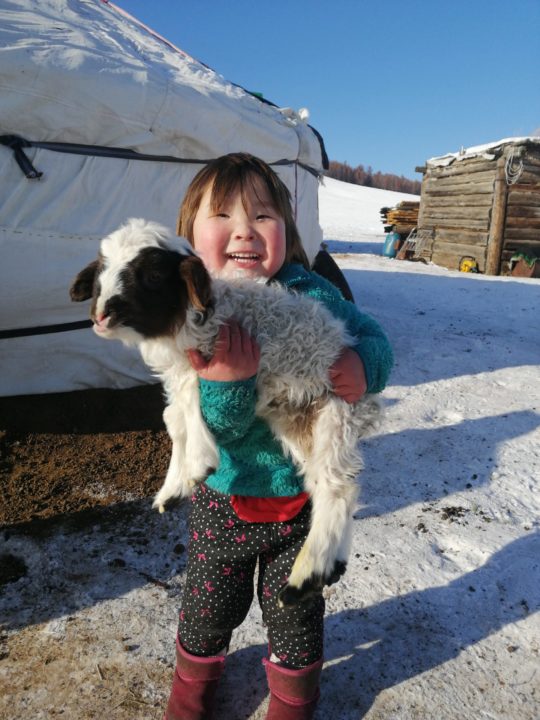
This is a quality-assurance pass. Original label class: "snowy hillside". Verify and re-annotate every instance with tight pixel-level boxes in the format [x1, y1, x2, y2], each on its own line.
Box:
[319, 176, 420, 254]
[1, 178, 538, 720]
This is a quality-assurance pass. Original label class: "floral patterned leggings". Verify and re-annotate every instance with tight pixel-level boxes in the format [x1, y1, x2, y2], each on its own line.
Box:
[178, 484, 325, 668]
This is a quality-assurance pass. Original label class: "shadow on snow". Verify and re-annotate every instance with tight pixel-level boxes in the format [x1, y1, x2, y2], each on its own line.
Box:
[340, 267, 539, 387]
[358, 408, 540, 519]
[319, 531, 540, 719]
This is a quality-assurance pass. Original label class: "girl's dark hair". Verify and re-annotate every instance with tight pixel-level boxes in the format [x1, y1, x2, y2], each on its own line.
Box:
[177, 153, 310, 270]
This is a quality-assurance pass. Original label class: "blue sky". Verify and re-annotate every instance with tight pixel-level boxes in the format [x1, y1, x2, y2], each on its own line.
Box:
[116, 0, 540, 179]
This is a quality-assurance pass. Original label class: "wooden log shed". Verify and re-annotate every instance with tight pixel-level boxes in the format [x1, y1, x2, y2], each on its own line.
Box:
[414, 137, 540, 275]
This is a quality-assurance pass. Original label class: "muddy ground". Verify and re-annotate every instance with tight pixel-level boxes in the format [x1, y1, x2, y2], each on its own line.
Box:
[0, 384, 169, 530]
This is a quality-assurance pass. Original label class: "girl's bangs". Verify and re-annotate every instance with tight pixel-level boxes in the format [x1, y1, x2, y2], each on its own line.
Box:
[208, 166, 281, 214]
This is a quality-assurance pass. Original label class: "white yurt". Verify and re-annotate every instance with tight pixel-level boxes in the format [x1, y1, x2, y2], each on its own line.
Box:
[0, 0, 328, 396]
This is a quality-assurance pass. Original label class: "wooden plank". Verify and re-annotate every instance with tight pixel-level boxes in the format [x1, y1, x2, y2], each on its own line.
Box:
[432, 228, 489, 245]
[507, 182, 540, 193]
[512, 169, 540, 185]
[432, 248, 487, 273]
[423, 180, 495, 195]
[505, 216, 540, 229]
[433, 241, 487, 258]
[421, 217, 490, 231]
[383, 201, 420, 233]
[426, 168, 496, 186]
[415, 227, 486, 245]
[392, 223, 417, 234]
[506, 206, 540, 219]
[420, 193, 493, 208]
[386, 213, 419, 223]
[507, 188, 540, 205]
[426, 158, 497, 178]
[425, 206, 491, 221]
[485, 158, 508, 275]
[503, 227, 540, 241]
[504, 228, 540, 242]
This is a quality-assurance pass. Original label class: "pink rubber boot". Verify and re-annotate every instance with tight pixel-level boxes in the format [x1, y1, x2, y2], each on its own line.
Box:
[163, 637, 225, 720]
[263, 657, 323, 720]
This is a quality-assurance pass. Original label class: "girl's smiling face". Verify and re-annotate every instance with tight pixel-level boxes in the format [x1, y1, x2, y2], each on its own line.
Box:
[192, 177, 287, 279]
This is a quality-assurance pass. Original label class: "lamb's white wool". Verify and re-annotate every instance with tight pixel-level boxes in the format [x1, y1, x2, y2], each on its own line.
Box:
[72, 218, 381, 605]
[97, 220, 163, 319]
[101, 218, 168, 258]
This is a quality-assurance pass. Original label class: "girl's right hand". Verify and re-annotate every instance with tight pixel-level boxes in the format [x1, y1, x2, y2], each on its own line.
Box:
[187, 321, 260, 382]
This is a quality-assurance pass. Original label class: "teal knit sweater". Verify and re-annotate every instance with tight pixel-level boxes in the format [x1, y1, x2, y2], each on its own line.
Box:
[200, 263, 394, 497]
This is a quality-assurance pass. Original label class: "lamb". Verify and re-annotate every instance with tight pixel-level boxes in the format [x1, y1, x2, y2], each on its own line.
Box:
[70, 218, 380, 606]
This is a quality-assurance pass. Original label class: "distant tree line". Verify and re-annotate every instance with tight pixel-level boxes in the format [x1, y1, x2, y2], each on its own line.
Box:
[326, 160, 422, 195]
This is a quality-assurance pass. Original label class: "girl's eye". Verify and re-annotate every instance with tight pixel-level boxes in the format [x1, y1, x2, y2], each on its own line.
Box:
[256, 214, 271, 220]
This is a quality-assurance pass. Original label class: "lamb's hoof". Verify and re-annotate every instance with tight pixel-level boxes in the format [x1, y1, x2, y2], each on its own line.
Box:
[277, 561, 347, 608]
[152, 498, 167, 513]
[326, 560, 347, 586]
[152, 496, 184, 513]
[277, 573, 326, 607]
[277, 579, 320, 608]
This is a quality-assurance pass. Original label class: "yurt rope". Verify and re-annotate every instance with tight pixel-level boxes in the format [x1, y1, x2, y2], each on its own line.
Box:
[505, 147, 524, 185]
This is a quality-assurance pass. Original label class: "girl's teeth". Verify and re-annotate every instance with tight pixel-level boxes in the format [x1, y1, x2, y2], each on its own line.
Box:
[230, 255, 259, 261]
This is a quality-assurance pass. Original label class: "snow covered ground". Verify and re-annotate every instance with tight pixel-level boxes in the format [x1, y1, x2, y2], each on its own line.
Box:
[1, 177, 539, 719]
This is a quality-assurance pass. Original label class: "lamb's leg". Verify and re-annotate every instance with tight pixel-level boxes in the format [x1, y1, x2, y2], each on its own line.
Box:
[153, 404, 190, 512]
[277, 399, 363, 607]
[153, 388, 219, 513]
[182, 403, 219, 488]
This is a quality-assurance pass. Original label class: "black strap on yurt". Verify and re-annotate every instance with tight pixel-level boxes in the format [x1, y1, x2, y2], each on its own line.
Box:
[0, 135, 322, 179]
[0, 320, 93, 340]
[0, 135, 43, 179]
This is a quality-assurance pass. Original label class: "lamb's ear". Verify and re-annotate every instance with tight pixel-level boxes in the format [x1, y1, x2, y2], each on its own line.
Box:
[179, 255, 213, 312]
[70, 260, 99, 301]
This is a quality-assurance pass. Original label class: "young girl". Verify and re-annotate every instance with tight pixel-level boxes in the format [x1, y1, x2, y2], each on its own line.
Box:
[163, 153, 393, 720]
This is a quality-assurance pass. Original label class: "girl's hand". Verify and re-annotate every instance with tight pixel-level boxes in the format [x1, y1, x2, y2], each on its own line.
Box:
[187, 321, 260, 382]
[329, 348, 367, 403]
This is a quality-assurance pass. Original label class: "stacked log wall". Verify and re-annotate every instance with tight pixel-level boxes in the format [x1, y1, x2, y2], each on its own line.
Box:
[417, 142, 540, 275]
[500, 146, 540, 273]
[417, 157, 497, 272]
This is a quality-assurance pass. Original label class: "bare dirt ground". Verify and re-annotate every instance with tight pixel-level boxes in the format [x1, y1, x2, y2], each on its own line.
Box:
[0, 384, 169, 528]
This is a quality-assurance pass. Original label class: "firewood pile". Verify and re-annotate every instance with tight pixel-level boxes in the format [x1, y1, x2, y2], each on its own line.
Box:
[380, 201, 420, 234]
